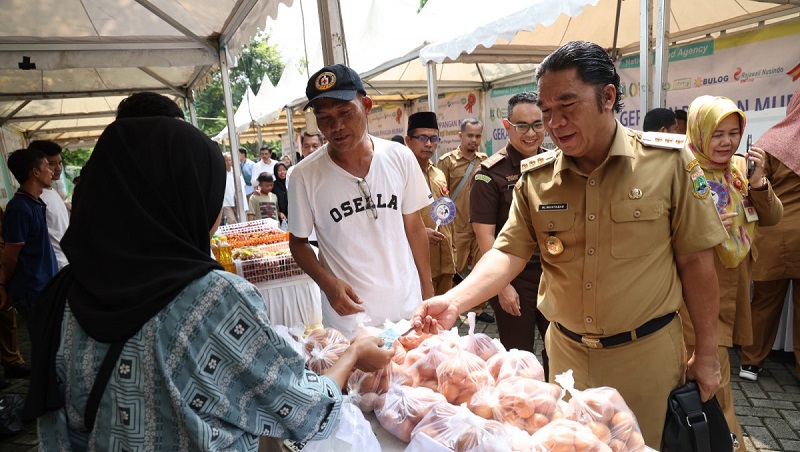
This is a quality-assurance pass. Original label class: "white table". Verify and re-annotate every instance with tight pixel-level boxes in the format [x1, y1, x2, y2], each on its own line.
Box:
[255, 275, 323, 330]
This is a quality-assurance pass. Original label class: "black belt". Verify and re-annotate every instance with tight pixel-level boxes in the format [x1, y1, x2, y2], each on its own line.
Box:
[557, 312, 676, 349]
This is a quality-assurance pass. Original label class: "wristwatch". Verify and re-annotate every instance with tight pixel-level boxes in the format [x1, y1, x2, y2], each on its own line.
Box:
[751, 176, 768, 191]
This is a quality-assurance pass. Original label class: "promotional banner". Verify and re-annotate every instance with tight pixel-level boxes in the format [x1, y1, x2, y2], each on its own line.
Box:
[484, 83, 536, 156]
[413, 90, 482, 156]
[368, 103, 407, 140]
[616, 20, 800, 129]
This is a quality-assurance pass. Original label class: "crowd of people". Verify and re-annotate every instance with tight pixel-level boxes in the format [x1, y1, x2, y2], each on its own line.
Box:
[0, 39, 798, 452]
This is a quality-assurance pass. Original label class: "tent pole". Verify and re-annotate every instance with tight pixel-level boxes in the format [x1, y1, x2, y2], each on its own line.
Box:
[653, 0, 670, 108]
[317, 0, 348, 65]
[188, 97, 199, 128]
[220, 45, 247, 223]
[611, 0, 623, 58]
[639, 0, 653, 117]
[426, 61, 440, 163]
[286, 106, 297, 164]
[256, 122, 263, 147]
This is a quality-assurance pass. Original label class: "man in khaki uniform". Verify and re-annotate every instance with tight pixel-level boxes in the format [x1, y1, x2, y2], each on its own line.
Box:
[413, 41, 727, 448]
[436, 118, 493, 321]
[406, 112, 456, 295]
[436, 118, 487, 278]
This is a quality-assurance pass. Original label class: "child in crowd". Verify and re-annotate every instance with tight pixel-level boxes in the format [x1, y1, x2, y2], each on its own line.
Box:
[247, 173, 281, 222]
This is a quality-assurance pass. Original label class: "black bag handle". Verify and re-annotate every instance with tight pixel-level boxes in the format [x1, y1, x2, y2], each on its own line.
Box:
[675, 382, 712, 452]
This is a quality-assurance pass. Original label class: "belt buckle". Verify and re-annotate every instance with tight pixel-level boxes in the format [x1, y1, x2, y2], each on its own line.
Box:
[581, 336, 603, 349]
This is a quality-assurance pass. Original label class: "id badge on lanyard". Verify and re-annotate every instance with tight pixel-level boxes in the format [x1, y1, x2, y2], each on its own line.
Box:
[742, 197, 759, 222]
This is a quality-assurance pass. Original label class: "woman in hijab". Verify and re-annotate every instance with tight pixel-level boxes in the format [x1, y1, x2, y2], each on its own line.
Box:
[740, 86, 800, 382]
[26, 116, 392, 450]
[272, 162, 289, 220]
[681, 95, 783, 447]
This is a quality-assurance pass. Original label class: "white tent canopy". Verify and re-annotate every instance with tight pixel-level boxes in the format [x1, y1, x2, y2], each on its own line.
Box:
[373, 0, 800, 91]
[0, 0, 293, 147]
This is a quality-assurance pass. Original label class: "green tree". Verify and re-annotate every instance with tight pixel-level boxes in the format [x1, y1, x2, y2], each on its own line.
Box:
[194, 31, 285, 150]
[62, 148, 93, 168]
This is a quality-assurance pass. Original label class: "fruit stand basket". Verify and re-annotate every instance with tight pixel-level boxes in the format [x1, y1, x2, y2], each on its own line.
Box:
[220, 219, 305, 284]
[233, 242, 305, 284]
[217, 218, 288, 248]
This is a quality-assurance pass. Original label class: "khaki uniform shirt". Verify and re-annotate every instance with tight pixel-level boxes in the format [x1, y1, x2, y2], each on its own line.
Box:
[494, 122, 728, 336]
[752, 154, 800, 280]
[419, 162, 456, 278]
[470, 144, 542, 265]
[436, 147, 488, 235]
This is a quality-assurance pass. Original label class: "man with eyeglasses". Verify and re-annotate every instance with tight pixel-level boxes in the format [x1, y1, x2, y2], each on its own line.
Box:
[412, 41, 728, 448]
[470, 92, 550, 376]
[405, 112, 456, 295]
[288, 64, 434, 339]
[436, 118, 494, 322]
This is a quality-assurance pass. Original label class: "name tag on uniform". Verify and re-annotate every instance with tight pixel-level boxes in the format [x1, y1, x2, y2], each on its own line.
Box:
[539, 203, 568, 211]
[742, 198, 759, 222]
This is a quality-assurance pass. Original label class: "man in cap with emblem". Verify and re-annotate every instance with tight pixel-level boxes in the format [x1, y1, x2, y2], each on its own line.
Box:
[405, 112, 456, 295]
[412, 41, 728, 448]
[288, 64, 434, 339]
[470, 92, 550, 375]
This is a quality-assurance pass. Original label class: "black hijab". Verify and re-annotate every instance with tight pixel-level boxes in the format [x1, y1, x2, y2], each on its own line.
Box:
[25, 117, 225, 421]
[272, 162, 288, 218]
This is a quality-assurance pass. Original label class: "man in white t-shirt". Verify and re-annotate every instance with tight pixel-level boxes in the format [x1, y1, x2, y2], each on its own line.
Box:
[27, 140, 70, 269]
[288, 64, 435, 338]
[223, 153, 248, 224]
[251, 146, 278, 187]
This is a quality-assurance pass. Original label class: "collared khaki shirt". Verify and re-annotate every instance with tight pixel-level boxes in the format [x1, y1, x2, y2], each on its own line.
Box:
[419, 161, 456, 278]
[495, 122, 728, 336]
[436, 146, 488, 234]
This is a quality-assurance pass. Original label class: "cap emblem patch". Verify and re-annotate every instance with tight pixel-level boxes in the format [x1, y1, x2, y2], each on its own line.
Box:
[315, 72, 337, 91]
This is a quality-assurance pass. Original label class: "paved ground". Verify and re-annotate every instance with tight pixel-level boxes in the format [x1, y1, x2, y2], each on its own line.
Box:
[2, 307, 799, 451]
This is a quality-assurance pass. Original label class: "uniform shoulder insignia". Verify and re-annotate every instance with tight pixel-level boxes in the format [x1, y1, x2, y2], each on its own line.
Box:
[481, 152, 505, 169]
[521, 149, 557, 174]
[638, 131, 686, 150]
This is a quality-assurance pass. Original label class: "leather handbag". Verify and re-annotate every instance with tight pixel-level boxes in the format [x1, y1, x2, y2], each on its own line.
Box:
[662, 381, 737, 452]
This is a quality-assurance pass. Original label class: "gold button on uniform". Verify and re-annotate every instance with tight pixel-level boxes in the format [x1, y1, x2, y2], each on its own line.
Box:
[548, 222, 554, 229]
[585, 316, 593, 323]
[588, 213, 596, 221]
[587, 247, 595, 255]
[584, 282, 593, 290]
[589, 179, 596, 186]
[633, 210, 641, 218]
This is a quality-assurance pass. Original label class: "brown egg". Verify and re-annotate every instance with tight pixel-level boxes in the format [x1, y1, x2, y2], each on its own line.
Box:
[455, 430, 480, 452]
[609, 439, 626, 452]
[610, 411, 636, 443]
[514, 398, 535, 419]
[588, 421, 612, 444]
[535, 396, 558, 417]
[583, 397, 615, 425]
[440, 380, 460, 403]
[525, 413, 550, 434]
[625, 431, 645, 451]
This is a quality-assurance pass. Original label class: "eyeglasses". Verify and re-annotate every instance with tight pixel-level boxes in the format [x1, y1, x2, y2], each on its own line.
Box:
[408, 135, 442, 144]
[357, 179, 378, 220]
[509, 121, 545, 134]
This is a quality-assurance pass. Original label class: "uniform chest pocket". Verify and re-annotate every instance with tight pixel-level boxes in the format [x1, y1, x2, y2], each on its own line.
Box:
[610, 199, 665, 258]
[531, 210, 576, 263]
